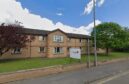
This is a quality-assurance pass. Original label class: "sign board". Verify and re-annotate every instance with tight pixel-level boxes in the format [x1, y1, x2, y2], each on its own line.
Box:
[70, 48, 81, 59]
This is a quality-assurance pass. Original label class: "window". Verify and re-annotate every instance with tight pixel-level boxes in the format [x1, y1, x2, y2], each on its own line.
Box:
[12, 48, 21, 54]
[53, 35, 63, 42]
[39, 36, 45, 41]
[39, 47, 45, 52]
[54, 47, 63, 54]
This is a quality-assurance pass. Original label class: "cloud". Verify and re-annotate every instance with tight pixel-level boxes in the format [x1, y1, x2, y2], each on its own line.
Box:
[78, 20, 101, 35]
[54, 20, 101, 35]
[98, 0, 105, 7]
[56, 13, 63, 16]
[0, 0, 101, 35]
[83, 0, 105, 15]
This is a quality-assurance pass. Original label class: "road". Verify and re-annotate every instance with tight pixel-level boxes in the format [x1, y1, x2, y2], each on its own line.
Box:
[95, 70, 129, 84]
[7, 60, 129, 84]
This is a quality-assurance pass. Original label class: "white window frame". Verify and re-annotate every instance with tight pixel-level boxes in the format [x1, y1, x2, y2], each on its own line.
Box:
[53, 35, 63, 42]
[39, 36, 45, 41]
[39, 47, 45, 52]
[53, 47, 63, 54]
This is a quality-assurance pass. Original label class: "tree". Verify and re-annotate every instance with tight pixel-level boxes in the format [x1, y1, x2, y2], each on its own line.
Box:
[91, 22, 129, 55]
[0, 23, 35, 56]
[113, 27, 129, 52]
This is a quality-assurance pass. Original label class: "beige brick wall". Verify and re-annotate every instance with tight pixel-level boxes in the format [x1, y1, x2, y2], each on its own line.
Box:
[29, 47, 46, 58]
[30, 35, 47, 58]
[67, 38, 76, 47]
[31, 35, 47, 46]
[0, 47, 30, 60]
[47, 31, 68, 58]
[67, 38, 87, 55]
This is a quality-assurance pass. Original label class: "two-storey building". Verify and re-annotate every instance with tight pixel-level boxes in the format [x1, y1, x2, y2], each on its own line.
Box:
[0, 28, 91, 59]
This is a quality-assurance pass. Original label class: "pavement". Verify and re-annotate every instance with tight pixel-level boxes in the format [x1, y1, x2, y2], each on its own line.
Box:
[6, 60, 129, 84]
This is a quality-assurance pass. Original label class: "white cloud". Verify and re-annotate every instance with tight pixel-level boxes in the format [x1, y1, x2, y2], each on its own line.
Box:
[83, 0, 95, 15]
[98, 0, 105, 7]
[56, 13, 63, 16]
[54, 20, 101, 35]
[78, 20, 101, 35]
[0, 0, 101, 35]
[83, 0, 105, 15]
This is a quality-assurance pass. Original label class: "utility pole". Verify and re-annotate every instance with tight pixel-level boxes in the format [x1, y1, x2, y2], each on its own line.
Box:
[87, 38, 90, 68]
[29, 36, 32, 58]
[93, 0, 97, 66]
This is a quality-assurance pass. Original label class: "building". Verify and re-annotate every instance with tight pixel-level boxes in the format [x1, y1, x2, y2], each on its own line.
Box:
[0, 28, 91, 60]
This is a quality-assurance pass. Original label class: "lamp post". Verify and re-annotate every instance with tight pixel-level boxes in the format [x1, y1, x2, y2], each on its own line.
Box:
[93, 0, 97, 66]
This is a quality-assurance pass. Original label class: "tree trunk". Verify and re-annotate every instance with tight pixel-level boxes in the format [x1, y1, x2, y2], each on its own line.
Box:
[0, 49, 2, 56]
[0, 52, 3, 57]
[106, 48, 109, 56]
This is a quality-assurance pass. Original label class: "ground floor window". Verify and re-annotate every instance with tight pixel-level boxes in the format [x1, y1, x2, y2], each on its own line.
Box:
[54, 47, 63, 54]
[39, 47, 45, 52]
[12, 48, 21, 54]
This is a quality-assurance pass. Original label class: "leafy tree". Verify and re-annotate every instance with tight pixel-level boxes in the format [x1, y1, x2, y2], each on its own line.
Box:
[0, 23, 35, 56]
[91, 22, 129, 55]
[113, 27, 129, 52]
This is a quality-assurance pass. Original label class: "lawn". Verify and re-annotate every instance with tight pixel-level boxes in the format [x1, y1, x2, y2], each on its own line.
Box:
[0, 52, 129, 73]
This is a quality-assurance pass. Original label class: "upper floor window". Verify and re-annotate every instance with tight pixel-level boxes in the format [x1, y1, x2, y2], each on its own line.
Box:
[53, 35, 63, 42]
[39, 36, 45, 41]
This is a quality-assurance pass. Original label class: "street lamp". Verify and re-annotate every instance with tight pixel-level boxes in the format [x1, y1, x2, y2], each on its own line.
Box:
[93, 0, 97, 66]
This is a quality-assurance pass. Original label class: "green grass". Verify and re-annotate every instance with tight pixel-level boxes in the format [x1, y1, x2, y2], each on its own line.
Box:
[0, 52, 129, 73]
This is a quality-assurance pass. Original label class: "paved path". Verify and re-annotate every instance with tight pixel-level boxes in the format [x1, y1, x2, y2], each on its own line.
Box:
[7, 60, 129, 84]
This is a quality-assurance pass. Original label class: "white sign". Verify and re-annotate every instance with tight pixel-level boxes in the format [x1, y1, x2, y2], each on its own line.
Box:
[70, 48, 81, 59]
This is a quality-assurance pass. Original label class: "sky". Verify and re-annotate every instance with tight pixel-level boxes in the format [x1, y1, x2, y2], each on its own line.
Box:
[0, 0, 129, 35]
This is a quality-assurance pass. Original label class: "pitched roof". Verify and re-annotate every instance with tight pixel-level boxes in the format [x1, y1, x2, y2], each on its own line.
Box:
[20, 28, 90, 39]
[48, 29, 67, 35]
[67, 33, 90, 39]
[21, 28, 49, 36]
